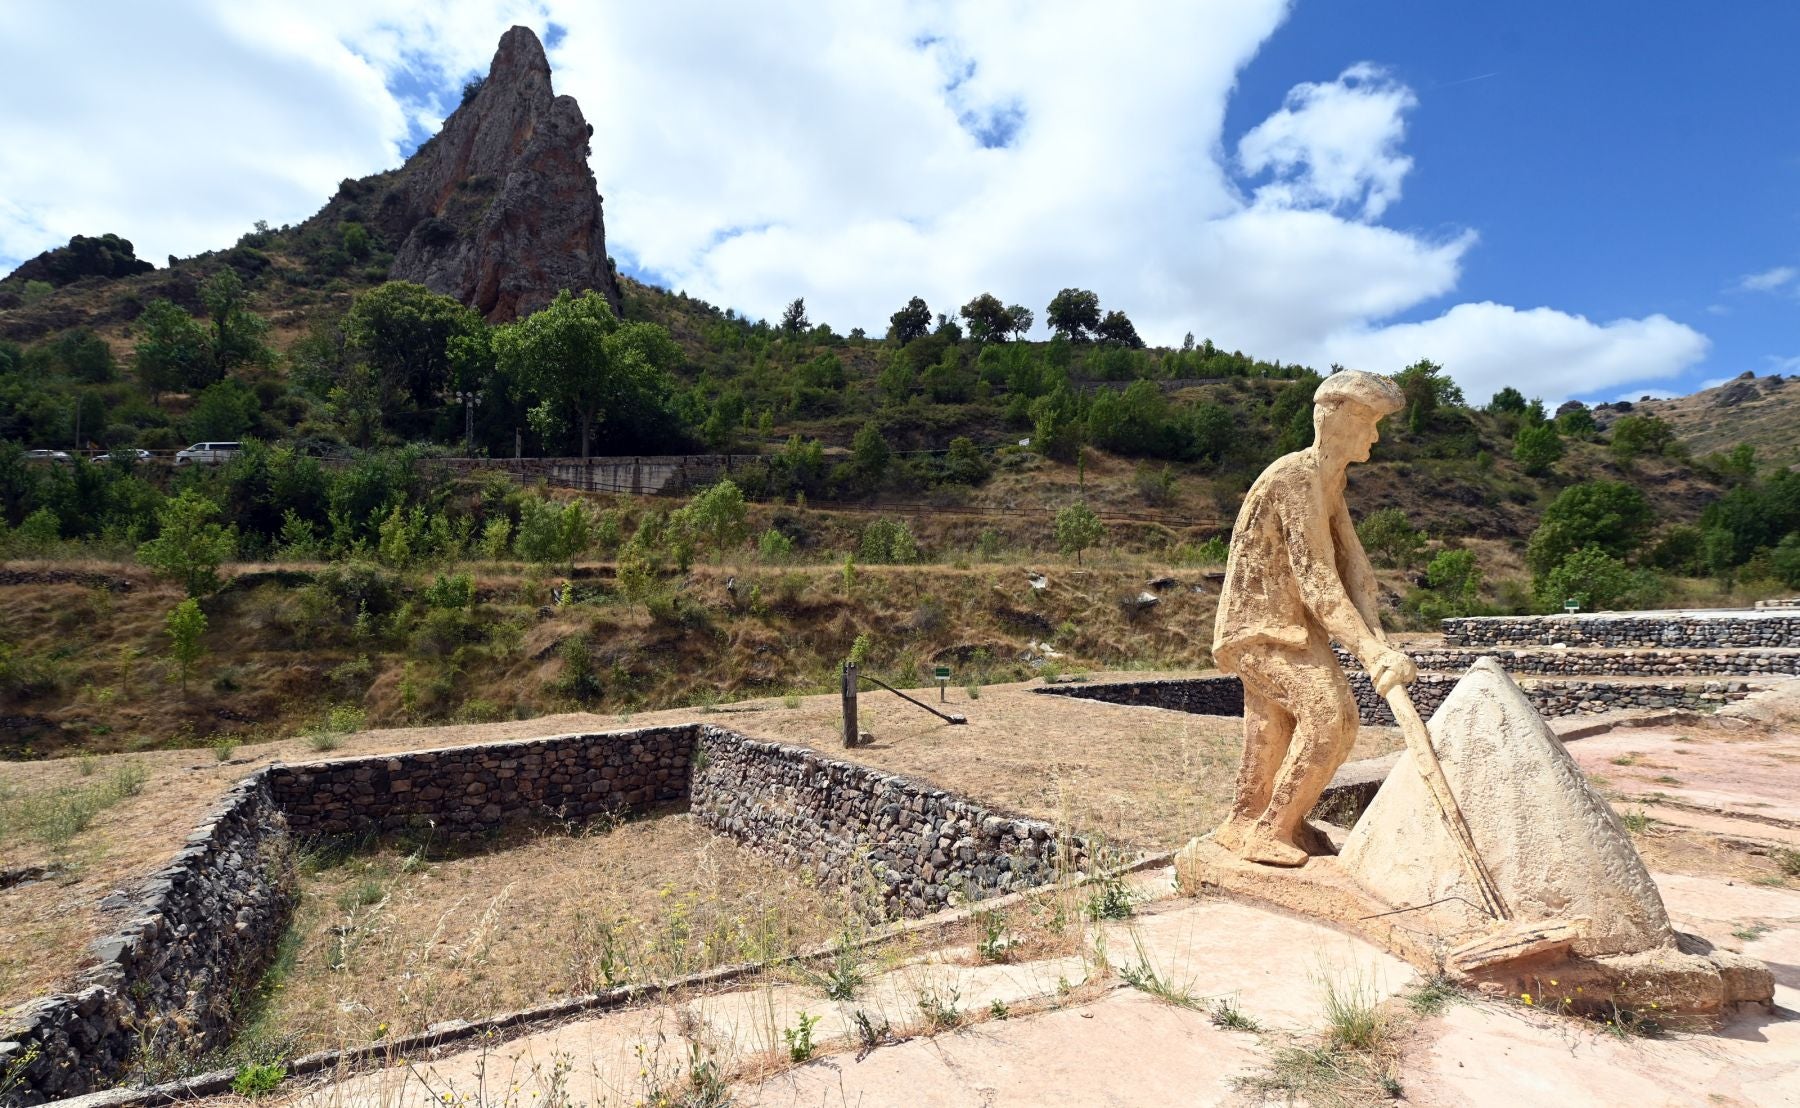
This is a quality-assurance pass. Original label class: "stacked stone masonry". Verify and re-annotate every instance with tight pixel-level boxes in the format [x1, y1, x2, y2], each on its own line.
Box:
[1333, 643, 1800, 678]
[1443, 614, 1800, 649]
[689, 726, 1092, 918]
[1037, 675, 1750, 725]
[0, 776, 295, 1107]
[265, 725, 696, 838]
[2, 725, 1098, 1104]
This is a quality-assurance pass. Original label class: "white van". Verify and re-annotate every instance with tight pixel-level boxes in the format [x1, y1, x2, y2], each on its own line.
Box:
[173, 441, 243, 466]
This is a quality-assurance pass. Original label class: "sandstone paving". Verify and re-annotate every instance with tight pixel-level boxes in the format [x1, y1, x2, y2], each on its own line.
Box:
[732, 988, 1264, 1108]
[1570, 727, 1800, 824]
[1400, 999, 1800, 1107]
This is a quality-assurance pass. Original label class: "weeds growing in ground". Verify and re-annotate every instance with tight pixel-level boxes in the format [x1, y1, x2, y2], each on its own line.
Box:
[1209, 996, 1261, 1031]
[782, 1011, 821, 1062]
[916, 984, 963, 1033]
[230, 1061, 285, 1099]
[1404, 974, 1463, 1016]
[1619, 807, 1655, 833]
[0, 761, 146, 849]
[1083, 872, 1136, 921]
[1775, 848, 1800, 877]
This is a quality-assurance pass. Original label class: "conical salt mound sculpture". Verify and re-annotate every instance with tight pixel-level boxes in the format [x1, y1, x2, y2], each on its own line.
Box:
[1339, 658, 1671, 957]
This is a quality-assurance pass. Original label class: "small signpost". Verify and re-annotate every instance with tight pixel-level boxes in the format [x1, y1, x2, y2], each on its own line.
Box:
[934, 664, 952, 702]
[1564, 598, 1580, 615]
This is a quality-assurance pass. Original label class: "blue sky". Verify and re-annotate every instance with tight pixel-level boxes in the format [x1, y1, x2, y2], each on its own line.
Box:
[1, 1, 1794, 405]
[1226, 0, 1800, 398]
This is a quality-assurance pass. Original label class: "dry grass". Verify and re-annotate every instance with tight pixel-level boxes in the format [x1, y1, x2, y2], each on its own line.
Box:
[260, 814, 851, 1054]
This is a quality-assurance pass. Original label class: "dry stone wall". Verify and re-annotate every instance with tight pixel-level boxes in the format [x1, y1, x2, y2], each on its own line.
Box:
[1339, 644, 1799, 678]
[1038, 674, 1750, 725]
[0, 776, 294, 1107]
[265, 726, 695, 838]
[1443, 614, 1800, 649]
[689, 726, 1093, 918]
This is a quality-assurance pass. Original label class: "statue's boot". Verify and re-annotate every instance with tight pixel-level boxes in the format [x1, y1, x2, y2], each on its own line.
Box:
[1240, 829, 1308, 867]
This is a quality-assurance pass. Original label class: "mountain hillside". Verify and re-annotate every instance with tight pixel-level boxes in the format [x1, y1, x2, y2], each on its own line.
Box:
[1602, 372, 1800, 469]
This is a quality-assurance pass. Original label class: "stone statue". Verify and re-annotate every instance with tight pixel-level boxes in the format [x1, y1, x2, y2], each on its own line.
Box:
[1209, 370, 1417, 866]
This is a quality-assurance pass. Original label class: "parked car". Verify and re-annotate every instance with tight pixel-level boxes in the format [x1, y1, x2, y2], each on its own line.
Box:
[173, 441, 243, 466]
[91, 448, 153, 464]
[23, 449, 72, 463]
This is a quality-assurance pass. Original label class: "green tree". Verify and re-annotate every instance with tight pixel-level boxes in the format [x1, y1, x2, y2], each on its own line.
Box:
[780, 297, 809, 337]
[1486, 387, 1528, 414]
[859, 518, 918, 563]
[1535, 546, 1662, 612]
[1392, 358, 1463, 432]
[671, 479, 749, 560]
[1512, 422, 1564, 476]
[1095, 310, 1144, 349]
[959, 293, 1013, 343]
[51, 329, 116, 383]
[1055, 501, 1105, 564]
[852, 421, 891, 482]
[1030, 386, 1084, 462]
[492, 290, 680, 462]
[889, 296, 931, 346]
[345, 281, 484, 414]
[1046, 288, 1101, 342]
[166, 598, 207, 694]
[514, 495, 591, 573]
[1525, 480, 1653, 574]
[137, 490, 236, 596]
[1005, 304, 1034, 340]
[134, 299, 213, 402]
[1555, 405, 1597, 438]
[1425, 548, 1481, 599]
[1608, 414, 1677, 464]
[1356, 508, 1426, 569]
[185, 379, 260, 441]
[200, 268, 272, 374]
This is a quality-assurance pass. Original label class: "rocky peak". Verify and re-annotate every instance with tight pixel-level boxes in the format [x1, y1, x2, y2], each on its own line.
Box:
[344, 25, 622, 321]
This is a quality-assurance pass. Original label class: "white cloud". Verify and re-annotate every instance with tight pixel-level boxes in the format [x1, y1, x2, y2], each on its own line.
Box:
[1237, 63, 1417, 220]
[1766, 354, 1800, 374]
[1737, 265, 1797, 293]
[0, 1, 1709, 408]
[1316, 303, 1708, 405]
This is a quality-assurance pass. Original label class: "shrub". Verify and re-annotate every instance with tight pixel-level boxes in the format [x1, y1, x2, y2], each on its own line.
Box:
[1055, 502, 1104, 565]
[1525, 481, 1652, 574]
[166, 598, 208, 693]
[422, 572, 475, 609]
[1535, 546, 1664, 612]
[138, 490, 237, 596]
[859, 518, 918, 564]
[757, 527, 794, 563]
[1356, 509, 1425, 569]
[231, 1062, 286, 1099]
[1512, 422, 1563, 476]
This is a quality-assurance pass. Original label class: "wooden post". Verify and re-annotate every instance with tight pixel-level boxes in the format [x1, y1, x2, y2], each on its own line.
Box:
[842, 662, 859, 747]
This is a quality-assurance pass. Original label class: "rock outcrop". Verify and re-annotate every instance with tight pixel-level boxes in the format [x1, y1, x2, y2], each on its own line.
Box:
[332, 25, 622, 322]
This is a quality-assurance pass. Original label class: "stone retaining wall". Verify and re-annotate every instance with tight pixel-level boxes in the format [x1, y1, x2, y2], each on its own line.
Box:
[1443, 614, 1800, 649]
[1038, 674, 1750, 725]
[0, 776, 295, 1107]
[1338, 644, 1800, 678]
[689, 726, 1092, 918]
[5, 724, 1107, 1102]
[265, 726, 695, 838]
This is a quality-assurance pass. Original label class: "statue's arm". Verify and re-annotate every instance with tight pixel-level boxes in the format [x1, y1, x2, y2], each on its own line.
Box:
[1332, 502, 1384, 639]
[1280, 492, 1385, 666]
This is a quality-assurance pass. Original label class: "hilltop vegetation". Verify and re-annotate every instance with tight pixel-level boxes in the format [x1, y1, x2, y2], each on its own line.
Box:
[2, 222, 1797, 759]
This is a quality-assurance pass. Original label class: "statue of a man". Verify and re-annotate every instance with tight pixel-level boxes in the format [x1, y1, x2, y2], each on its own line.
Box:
[1210, 370, 1416, 867]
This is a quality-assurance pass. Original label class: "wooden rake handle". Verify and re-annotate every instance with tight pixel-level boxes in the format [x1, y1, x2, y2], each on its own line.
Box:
[1384, 683, 1511, 922]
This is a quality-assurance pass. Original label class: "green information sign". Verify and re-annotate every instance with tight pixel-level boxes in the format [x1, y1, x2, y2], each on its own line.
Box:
[934, 665, 952, 680]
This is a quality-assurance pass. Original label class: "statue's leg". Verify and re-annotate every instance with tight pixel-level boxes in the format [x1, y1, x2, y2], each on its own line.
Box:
[1240, 641, 1357, 867]
[1212, 672, 1294, 854]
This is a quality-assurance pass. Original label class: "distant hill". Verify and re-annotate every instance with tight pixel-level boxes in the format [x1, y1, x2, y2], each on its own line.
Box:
[1598, 372, 1800, 469]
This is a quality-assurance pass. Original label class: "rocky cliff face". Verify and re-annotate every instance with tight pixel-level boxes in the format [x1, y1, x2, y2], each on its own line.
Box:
[340, 25, 622, 322]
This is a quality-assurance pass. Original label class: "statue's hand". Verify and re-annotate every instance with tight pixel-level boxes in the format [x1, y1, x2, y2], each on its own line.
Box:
[1369, 649, 1417, 697]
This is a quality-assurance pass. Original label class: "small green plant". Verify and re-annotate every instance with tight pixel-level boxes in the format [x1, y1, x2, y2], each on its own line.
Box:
[336, 880, 384, 913]
[964, 679, 981, 700]
[1404, 974, 1462, 1016]
[1084, 874, 1136, 921]
[1732, 923, 1771, 943]
[308, 731, 343, 753]
[1773, 848, 1800, 877]
[1119, 959, 1201, 1011]
[1600, 1002, 1663, 1040]
[851, 1008, 891, 1052]
[212, 737, 240, 762]
[231, 1061, 286, 1099]
[806, 933, 866, 1001]
[782, 690, 802, 709]
[974, 908, 1014, 963]
[1619, 807, 1654, 834]
[988, 999, 1010, 1020]
[1209, 996, 1261, 1031]
[783, 1011, 822, 1062]
[76, 751, 98, 777]
[165, 597, 208, 693]
[1320, 967, 1386, 1052]
[916, 984, 963, 1033]
[1610, 753, 1639, 766]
